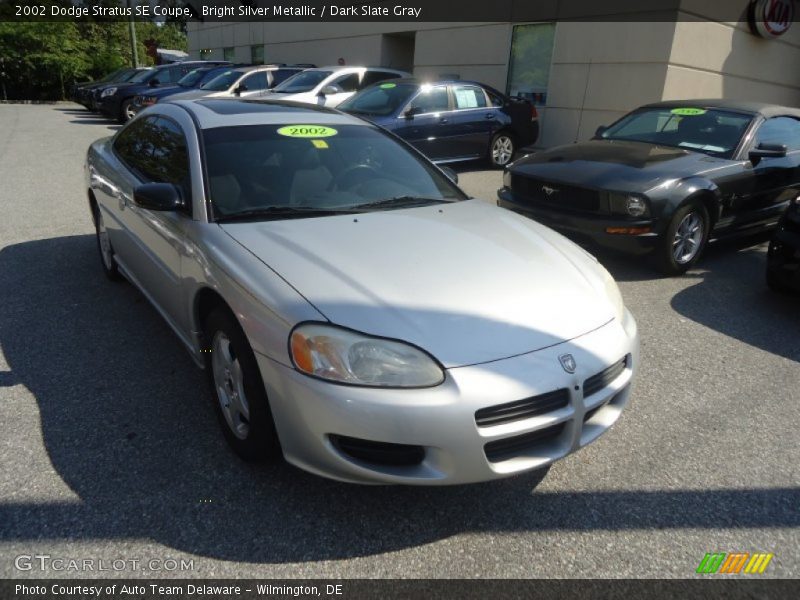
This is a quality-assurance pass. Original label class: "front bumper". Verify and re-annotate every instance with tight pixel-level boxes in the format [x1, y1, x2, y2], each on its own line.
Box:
[497, 188, 660, 256]
[97, 95, 121, 117]
[256, 310, 639, 485]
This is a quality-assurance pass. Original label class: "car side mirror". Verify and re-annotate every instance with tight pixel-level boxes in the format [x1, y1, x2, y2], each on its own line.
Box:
[749, 142, 787, 163]
[441, 166, 458, 184]
[148, 79, 159, 87]
[319, 85, 339, 97]
[403, 106, 420, 120]
[594, 125, 608, 138]
[234, 84, 247, 95]
[133, 183, 184, 211]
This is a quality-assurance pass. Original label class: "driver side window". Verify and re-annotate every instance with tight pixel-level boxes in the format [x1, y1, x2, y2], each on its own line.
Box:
[756, 117, 800, 151]
[328, 73, 360, 93]
[409, 86, 449, 114]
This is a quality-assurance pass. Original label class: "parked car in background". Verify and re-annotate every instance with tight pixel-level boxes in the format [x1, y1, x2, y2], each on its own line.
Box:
[130, 64, 241, 116]
[767, 194, 800, 294]
[265, 66, 409, 108]
[166, 64, 307, 103]
[339, 78, 539, 167]
[74, 67, 149, 110]
[499, 100, 800, 274]
[85, 98, 638, 485]
[97, 61, 229, 122]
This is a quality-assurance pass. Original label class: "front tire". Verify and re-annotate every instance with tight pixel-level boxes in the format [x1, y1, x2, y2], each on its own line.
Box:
[204, 308, 281, 461]
[119, 99, 135, 123]
[489, 132, 515, 168]
[655, 201, 710, 275]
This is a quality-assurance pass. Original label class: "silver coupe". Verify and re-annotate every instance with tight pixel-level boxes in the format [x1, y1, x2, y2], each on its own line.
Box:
[85, 98, 639, 485]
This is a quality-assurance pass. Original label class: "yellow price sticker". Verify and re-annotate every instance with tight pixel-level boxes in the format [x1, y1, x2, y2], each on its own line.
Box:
[277, 125, 338, 138]
[311, 139, 328, 149]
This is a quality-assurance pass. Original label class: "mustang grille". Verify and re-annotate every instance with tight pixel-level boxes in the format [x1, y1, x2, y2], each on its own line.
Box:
[484, 422, 566, 463]
[583, 355, 628, 398]
[510, 174, 605, 214]
[475, 388, 570, 427]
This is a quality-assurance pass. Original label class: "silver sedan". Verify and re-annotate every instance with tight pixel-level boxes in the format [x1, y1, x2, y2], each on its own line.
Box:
[85, 98, 639, 485]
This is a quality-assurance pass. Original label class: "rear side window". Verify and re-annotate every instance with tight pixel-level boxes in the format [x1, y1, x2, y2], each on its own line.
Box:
[756, 116, 800, 151]
[113, 117, 192, 202]
[409, 85, 449, 113]
[272, 69, 300, 86]
[242, 71, 269, 91]
[361, 71, 401, 88]
[452, 85, 488, 109]
[329, 73, 360, 93]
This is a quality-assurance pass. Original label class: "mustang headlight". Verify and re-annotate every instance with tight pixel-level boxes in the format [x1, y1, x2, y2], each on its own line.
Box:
[601, 267, 625, 323]
[101, 87, 117, 98]
[290, 323, 445, 388]
[609, 192, 650, 217]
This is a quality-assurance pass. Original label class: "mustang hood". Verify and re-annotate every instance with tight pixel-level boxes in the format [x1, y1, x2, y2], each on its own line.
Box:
[220, 200, 616, 368]
[512, 139, 726, 192]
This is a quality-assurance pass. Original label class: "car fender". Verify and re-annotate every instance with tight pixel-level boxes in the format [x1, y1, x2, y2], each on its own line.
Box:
[655, 176, 724, 227]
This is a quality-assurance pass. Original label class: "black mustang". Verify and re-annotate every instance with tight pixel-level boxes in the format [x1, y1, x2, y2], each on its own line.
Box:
[498, 100, 800, 274]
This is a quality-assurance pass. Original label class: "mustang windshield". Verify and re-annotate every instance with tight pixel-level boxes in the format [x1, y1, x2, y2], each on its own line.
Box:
[600, 107, 753, 159]
[203, 124, 465, 219]
[339, 83, 418, 116]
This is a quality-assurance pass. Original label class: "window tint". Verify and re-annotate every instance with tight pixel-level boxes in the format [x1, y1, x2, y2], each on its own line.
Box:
[329, 73, 360, 93]
[361, 71, 401, 88]
[114, 117, 191, 201]
[756, 117, 800, 151]
[452, 85, 488, 109]
[242, 71, 269, 91]
[272, 69, 299, 86]
[409, 85, 449, 113]
[487, 90, 505, 107]
[169, 68, 186, 83]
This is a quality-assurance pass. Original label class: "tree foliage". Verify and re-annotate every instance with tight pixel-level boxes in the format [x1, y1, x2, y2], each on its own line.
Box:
[0, 2, 187, 101]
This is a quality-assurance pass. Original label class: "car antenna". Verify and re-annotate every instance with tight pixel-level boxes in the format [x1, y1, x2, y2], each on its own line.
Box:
[575, 59, 592, 143]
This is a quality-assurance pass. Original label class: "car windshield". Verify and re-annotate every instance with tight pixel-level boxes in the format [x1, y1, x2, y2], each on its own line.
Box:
[129, 69, 155, 84]
[339, 83, 418, 116]
[203, 123, 465, 220]
[177, 69, 206, 87]
[600, 107, 753, 158]
[200, 70, 242, 91]
[271, 70, 333, 93]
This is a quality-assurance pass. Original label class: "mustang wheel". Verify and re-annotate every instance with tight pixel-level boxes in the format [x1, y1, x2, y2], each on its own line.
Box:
[489, 132, 515, 168]
[656, 201, 710, 275]
[94, 209, 123, 281]
[204, 308, 281, 461]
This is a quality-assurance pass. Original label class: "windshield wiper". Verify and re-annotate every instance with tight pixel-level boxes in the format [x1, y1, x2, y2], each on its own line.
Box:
[353, 196, 456, 210]
[215, 206, 359, 223]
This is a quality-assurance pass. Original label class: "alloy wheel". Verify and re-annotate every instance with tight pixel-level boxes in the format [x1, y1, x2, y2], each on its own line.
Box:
[492, 136, 514, 166]
[672, 211, 705, 265]
[211, 331, 251, 440]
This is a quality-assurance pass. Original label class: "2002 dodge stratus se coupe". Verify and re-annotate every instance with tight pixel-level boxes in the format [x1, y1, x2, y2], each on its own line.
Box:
[85, 99, 638, 485]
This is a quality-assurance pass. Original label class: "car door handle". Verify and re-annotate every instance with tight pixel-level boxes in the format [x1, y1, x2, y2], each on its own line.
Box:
[439, 117, 448, 124]
[485, 113, 496, 119]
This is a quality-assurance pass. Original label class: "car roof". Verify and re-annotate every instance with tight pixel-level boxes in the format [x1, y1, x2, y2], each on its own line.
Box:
[167, 98, 372, 129]
[642, 99, 800, 118]
[304, 66, 406, 73]
[380, 77, 490, 87]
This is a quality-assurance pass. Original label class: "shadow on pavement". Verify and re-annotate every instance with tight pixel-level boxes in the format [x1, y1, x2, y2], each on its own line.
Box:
[0, 235, 797, 563]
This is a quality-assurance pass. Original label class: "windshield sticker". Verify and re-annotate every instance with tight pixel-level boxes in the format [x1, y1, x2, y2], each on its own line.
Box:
[277, 125, 338, 138]
[311, 139, 329, 149]
[379, 82, 396, 89]
[670, 108, 707, 116]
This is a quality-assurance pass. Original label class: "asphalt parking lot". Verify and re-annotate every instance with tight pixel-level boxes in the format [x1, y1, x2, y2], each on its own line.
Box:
[0, 103, 798, 579]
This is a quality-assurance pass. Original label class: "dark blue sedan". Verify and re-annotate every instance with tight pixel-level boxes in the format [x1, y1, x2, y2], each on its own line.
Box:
[129, 64, 234, 116]
[338, 79, 539, 167]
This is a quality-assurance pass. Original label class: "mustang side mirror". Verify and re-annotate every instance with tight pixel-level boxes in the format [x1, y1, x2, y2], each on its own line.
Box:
[594, 125, 608, 138]
[441, 166, 458, 184]
[749, 142, 787, 163]
[133, 183, 184, 211]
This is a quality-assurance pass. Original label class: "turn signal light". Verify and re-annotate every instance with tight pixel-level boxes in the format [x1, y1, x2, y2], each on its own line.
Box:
[606, 227, 652, 235]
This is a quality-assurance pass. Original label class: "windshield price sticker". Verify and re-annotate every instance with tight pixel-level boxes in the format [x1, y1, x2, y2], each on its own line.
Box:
[379, 83, 397, 89]
[671, 108, 707, 116]
[311, 140, 329, 149]
[277, 125, 338, 138]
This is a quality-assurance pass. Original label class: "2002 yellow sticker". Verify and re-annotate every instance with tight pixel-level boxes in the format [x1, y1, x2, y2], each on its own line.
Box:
[671, 108, 707, 116]
[277, 125, 338, 138]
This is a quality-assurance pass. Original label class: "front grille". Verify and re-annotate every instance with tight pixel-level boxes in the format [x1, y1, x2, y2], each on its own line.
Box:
[475, 388, 569, 427]
[583, 355, 628, 398]
[330, 435, 424, 467]
[510, 174, 605, 214]
[484, 422, 566, 463]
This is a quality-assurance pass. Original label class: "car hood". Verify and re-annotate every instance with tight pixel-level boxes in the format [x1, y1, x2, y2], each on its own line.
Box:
[511, 139, 727, 192]
[167, 89, 216, 101]
[220, 200, 616, 368]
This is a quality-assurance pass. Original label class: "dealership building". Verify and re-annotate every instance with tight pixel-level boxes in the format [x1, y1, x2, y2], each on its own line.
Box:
[186, 1, 800, 148]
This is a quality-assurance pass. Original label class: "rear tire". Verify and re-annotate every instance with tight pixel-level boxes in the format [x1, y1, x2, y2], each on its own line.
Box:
[489, 132, 515, 168]
[655, 201, 710, 276]
[203, 308, 281, 461]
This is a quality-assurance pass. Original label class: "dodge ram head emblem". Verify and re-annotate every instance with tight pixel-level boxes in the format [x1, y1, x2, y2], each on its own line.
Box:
[559, 353, 576, 373]
[542, 185, 558, 196]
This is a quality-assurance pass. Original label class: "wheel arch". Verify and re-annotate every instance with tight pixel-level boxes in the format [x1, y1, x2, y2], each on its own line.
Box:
[666, 179, 723, 228]
[88, 189, 99, 226]
[193, 287, 235, 345]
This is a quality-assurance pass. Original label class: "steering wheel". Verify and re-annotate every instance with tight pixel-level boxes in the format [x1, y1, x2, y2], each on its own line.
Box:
[328, 164, 380, 192]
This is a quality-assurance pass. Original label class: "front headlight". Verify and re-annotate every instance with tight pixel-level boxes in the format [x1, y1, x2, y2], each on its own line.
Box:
[101, 87, 117, 98]
[609, 192, 650, 217]
[289, 323, 445, 388]
[601, 267, 625, 323]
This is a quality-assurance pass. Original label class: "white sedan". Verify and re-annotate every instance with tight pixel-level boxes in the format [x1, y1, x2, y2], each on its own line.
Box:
[85, 98, 638, 485]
